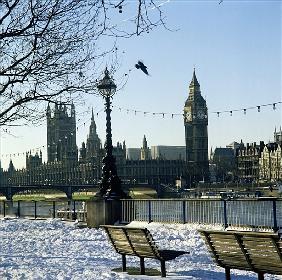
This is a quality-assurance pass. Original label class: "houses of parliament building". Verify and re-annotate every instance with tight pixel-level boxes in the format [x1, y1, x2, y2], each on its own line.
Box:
[0, 70, 209, 188]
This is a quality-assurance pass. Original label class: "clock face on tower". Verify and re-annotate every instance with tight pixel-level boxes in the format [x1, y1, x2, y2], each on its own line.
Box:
[184, 107, 192, 122]
[196, 109, 207, 120]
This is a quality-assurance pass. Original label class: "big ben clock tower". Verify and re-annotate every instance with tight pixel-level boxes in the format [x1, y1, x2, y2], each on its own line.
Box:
[184, 69, 209, 181]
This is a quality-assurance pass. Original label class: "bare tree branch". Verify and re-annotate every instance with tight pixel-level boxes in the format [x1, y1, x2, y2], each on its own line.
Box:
[0, 0, 168, 127]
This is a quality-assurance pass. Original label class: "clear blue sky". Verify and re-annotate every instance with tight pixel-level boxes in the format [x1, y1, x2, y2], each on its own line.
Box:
[1, 0, 281, 169]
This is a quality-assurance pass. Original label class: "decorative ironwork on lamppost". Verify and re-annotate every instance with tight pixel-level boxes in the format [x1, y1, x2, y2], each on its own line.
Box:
[96, 68, 126, 199]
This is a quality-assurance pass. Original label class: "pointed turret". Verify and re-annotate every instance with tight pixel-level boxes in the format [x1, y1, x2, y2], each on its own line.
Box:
[190, 68, 200, 87]
[89, 109, 97, 134]
[46, 103, 51, 118]
[141, 135, 150, 160]
[91, 108, 94, 121]
[8, 159, 15, 173]
[143, 135, 148, 149]
[85, 109, 101, 162]
[186, 68, 202, 106]
[79, 142, 86, 163]
[274, 126, 282, 143]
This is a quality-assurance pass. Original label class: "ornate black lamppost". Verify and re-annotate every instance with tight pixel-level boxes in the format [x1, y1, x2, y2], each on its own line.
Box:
[96, 68, 126, 198]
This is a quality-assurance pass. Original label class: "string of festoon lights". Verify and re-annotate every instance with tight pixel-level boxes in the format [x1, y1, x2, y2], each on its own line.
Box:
[1, 100, 281, 160]
[112, 101, 281, 119]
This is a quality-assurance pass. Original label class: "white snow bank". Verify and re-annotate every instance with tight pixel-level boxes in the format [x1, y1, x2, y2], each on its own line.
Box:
[0, 219, 281, 279]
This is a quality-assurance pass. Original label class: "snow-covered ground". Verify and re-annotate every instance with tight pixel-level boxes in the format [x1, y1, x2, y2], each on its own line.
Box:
[0, 219, 281, 280]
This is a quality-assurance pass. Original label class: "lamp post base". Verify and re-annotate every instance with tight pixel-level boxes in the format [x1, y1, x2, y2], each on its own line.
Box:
[86, 198, 122, 228]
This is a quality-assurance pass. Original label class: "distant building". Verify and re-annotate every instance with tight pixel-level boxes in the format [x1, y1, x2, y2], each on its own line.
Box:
[119, 136, 188, 185]
[259, 142, 282, 182]
[274, 127, 282, 143]
[236, 128, 282, 183]
[127, 142, 186, 161]
[26, 151, 43, 170]
[226, 141, 241, 155]
[117, 159, 187, 185]
[236, 142, 264, 183]
[113, 141, 127, 166]
[209, 163, 217, 183]
[210, 147, 235, 182]
[126, 148, 141, 160]
[151, 146, 186, 160]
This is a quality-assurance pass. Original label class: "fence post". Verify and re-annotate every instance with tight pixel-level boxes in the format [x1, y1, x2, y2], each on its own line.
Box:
[273, 199, 278, 231]
[3, 201, 6, 217]
[223, 200, 228, 229]
[52, 201, 56, 219]
[17, 201, 20, 217]
[182, 200, 186, 224]
[131, 200, 135, 222]
[73, 200, 76, 220]
[123, 200, 128, 223]
[34, 201, 37, 219]
[148, 200, 152, 223]
[129, 200, 135, 223]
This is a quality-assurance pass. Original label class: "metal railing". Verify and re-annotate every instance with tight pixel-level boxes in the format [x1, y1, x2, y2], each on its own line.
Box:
[121, 199, 282, 231]
[0, 200, 87, 222]
[2, 198, 281, 231]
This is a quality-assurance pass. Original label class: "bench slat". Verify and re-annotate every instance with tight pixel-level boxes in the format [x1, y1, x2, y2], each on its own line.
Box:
[212, 243, 244, 251]
[216, 253, 249, 259]
[212, 240, 239, 245]
[209, 234, 237, 239]
[253, 262, 282, 268]
[220, 260, 251, 268]
[253, 266, 282, 274]
[218, 258, 251, 265]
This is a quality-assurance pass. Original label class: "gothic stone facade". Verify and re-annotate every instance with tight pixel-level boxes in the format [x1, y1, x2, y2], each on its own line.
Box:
[259, 143, 282, 182]
[236, 131, 282, 183]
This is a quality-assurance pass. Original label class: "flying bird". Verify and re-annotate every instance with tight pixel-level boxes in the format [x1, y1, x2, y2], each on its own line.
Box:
[135, 60, 149, 75]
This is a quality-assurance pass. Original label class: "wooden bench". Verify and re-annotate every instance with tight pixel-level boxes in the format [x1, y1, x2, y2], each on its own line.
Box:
[102, 225, 189, 277]
[199, 229, 282, 280]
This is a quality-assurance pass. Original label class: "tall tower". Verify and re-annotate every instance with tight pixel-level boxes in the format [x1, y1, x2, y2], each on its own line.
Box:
[141, 135, 151, 160]
[184, 69, 209, 181]
[47, 103, 77, 164]
[85, 109, 102, 162]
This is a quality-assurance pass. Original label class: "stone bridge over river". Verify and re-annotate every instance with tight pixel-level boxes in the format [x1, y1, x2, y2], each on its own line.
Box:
[0, 184, 98, 200]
